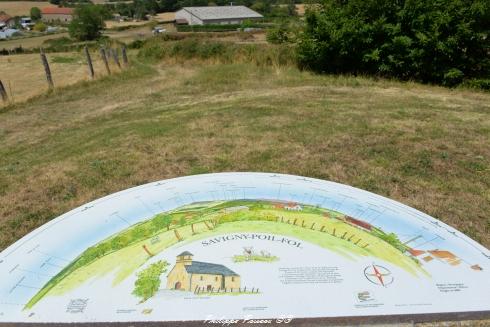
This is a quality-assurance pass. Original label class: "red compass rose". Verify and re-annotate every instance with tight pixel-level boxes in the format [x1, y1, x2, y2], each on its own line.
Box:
[364, 264, 394, 287]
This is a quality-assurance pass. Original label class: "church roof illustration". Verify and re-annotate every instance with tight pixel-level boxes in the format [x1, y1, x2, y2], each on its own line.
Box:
[184, 260, 239, 276]
[178, 251, 193, 256]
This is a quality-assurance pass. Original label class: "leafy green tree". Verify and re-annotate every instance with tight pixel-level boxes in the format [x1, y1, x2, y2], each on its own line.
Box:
[152, 214, 173, 231]
[33, 21, 47, 32]
[68, 5, 108, 41]
[30, 7, 42, 21]
[133, 260, 168, 302]
[298, 0, 490, 86]
[287, 1, 297, 16]
[267, 22, 292, 44]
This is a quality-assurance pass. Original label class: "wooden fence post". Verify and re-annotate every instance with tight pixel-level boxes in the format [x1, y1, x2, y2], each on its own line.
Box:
[111, 48, 121, 68]
[0, 80, 8, 102]
[84, 46, 95, 79]
[40, 48, 54, 89]
[100, 47, 111, 75]
[122, 46, 129, 66]
[174, 229, 182, 241]
[204, 221, 213, 230]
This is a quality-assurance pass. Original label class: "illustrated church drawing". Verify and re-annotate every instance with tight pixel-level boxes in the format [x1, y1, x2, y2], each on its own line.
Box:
[166, 251, 241, 292]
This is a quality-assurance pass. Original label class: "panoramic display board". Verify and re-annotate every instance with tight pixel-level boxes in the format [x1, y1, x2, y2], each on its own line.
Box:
[0, 172, 489, 324]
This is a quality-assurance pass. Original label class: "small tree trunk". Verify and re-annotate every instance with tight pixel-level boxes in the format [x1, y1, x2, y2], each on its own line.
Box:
[40, 48, 54, 89]
[0, 80, 8, 102]
[100, 47, 111, 75]
[122, 46, 129, 66]
[84, 46, 95, 79]
[112, 48, 121, 68]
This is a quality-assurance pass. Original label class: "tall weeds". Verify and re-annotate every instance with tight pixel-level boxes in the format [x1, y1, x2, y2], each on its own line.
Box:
[137, 38, 296, 68]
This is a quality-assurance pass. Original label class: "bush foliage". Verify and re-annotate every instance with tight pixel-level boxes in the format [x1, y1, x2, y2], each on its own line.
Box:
[133, 260, 169, 302]
[69, 5, 109, 41]
[297, 0, 490, 86]
[137, 38, 296, 67]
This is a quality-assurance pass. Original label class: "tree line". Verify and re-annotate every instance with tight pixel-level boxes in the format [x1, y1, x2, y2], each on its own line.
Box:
[297, 0, 490, 87]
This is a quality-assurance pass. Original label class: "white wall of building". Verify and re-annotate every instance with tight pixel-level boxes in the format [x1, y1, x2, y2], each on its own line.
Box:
[175, 9, 204, 25]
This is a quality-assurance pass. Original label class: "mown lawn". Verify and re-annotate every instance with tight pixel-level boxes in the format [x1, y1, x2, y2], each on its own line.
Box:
[0, 56, 489, 251]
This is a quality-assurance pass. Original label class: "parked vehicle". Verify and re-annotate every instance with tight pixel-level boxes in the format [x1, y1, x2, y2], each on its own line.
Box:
[152, 26, 166, 35]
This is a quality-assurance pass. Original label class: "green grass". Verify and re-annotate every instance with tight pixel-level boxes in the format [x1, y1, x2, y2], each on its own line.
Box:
[232, 255, 279, 263]
[0, 39, 489, 258]
[50, 55, 80, 64]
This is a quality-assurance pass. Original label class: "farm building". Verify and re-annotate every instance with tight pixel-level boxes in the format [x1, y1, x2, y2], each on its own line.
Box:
[175, 6, 263, 26]
[284, 203, 302, 211]
[345, 216, 373, 231]
[41, 7, 74, 23]
[166, 251, 240, 292]
[0, 13, 15, 30]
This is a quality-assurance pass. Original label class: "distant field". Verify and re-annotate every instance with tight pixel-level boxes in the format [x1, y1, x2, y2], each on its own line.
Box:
[0, 1, 56, 16]
[0, 26, 151, 51]
[103, 24, 154, 43]
[0, 32, 68, 50]
[153, 12, 175, 22]
[91, 0, 133, 4]
[295, 4, 305, 16]
[104, 20, 150, 29]
[0, 51, 122, 103]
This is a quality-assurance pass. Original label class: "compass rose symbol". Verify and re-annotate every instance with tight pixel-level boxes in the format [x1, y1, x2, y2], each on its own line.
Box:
[364, 264, 394, 287]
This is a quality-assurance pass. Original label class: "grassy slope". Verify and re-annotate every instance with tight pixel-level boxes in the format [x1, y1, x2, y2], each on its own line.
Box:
[0, 58, 489, 256]
[0, 52, 119, 104]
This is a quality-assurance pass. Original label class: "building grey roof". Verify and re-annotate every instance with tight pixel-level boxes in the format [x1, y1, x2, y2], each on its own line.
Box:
[177, 251, 193, 256]
[182, 6, 263, 21]
[185, 260, 239, 276]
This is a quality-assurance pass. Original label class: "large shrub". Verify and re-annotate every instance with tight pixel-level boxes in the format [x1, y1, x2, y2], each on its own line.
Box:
[68, 5, 108, 41]
[297, 0, 490, 86]
[133, 261, 168, 302]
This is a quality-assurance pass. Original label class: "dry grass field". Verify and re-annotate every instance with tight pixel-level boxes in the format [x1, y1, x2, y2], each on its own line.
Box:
[103, 24, 155, 43]
[0, 27, 151, 51]
[104, 20, 150, 29]
[0, 51, 123, 104]
[0, 1, 56, 16]
[0, 32, 69, 50]
[153, 12, 175, 22]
